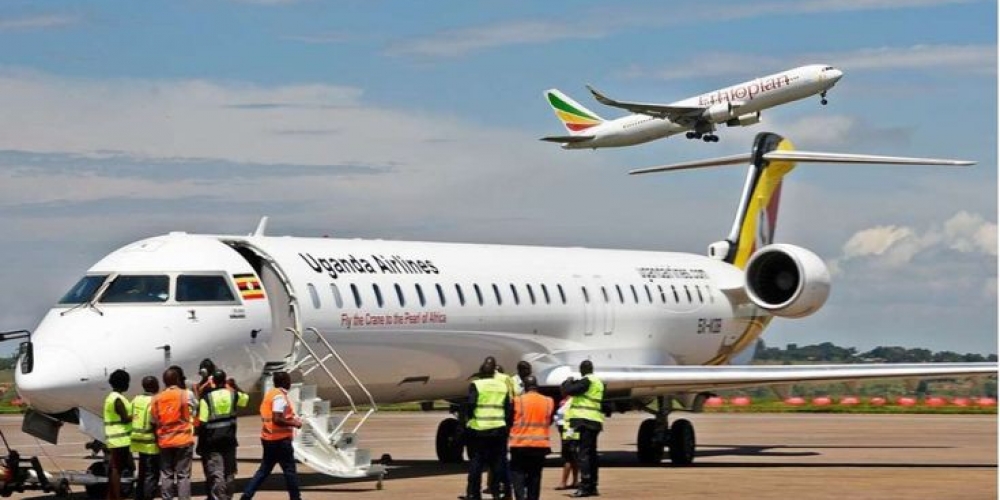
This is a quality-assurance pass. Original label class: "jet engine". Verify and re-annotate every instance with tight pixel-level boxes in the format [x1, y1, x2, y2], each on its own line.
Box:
[744, 244, 830, 318]
[726, 112, 761, 127]
[704, 101, 745, 122]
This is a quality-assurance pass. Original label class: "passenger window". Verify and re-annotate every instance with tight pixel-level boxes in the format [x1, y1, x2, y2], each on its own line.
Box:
[59, 275, 109, 305]
[684, 285, 692, 303]
[696, 286, 704, 303]
[657, 284, 667, 304]
[350, 283, 362, 308]
[510, 284, 520, 305]
[330, 284, 344, 308]
[373, 284, 384, 308]
[630, 285, 639, 304]
[615, 285, 624, 304]
[558, 284, 567, 304]
[541, 284, 551, 304]
[474, 284, 484, 306]
[307, 284, 321, 309]
[177, 275, 236, 303]
[455, 284, 466, 306]
[101, 275, 169, 303]
[395, 283, 406, 307]
[644, 284, 653, 304]
[436, 284, 446, 307]
[706, 285, 714, 303]
[493, 284, 503, 306]
[581, 286, 590, 304]
[601, 286, 609, 303]
[415, 284, 426, 307]
[526, 284, 536, 305]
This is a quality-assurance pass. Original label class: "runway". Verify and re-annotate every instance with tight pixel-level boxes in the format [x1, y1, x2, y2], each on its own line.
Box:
[1, 412, 995, 499]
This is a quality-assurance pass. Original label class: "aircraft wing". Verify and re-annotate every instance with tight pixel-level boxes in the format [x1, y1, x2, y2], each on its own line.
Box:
[540, 135, 595, 144]
[587, 85, 704, 122]
[539, 362, 997, 394]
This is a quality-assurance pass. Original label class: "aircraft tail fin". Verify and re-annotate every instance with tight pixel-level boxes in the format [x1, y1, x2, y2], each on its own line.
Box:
[545, 89, 604, 134]
[628, 132, 974, 268]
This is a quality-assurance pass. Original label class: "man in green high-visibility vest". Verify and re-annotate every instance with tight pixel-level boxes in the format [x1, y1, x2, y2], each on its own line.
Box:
[104, 369, 133, 500]
[131, 376, 161, 500]
[563, 360, 604, 498]
[459, 358, 511, 500]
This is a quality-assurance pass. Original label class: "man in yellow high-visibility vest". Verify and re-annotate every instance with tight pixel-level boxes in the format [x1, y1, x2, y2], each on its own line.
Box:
[563, 360, 604, 498]
[460, 358, 511, 500]
[104, 369, 132, 500]
[131, 376, 160, 500]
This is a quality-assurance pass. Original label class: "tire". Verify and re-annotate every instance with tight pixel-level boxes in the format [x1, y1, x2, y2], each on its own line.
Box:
[435, 418, 465, 463]
[84, 461, 107, 500]
[636, 418, 664, 464]
[668, 418, 696, 466]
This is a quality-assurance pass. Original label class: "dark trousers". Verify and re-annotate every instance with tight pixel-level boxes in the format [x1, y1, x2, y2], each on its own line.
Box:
[466, 431, 506, 499]
[510, 447, 548, 500]
[576, 427, 600, 493]
[134, 452, 160, 500]
[489, 439, 513, 497]
[108, 447, 133, 500]
[241, 439, 301, 500]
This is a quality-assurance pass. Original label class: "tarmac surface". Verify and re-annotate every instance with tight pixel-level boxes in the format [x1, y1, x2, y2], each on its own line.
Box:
[1, 411, 995, 500]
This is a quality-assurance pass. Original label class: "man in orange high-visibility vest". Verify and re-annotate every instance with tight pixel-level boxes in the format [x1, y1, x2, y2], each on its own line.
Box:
[151, 367, 195, 500]
[508, 375, 554, 500]
[240, 371, 302, 500]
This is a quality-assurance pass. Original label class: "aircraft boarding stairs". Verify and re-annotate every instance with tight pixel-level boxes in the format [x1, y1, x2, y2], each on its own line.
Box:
[276, 327, 386, 482]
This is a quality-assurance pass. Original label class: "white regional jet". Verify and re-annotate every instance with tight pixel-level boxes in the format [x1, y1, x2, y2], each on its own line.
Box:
[11, 132, 995, 481]
[542, 64, 843, 148]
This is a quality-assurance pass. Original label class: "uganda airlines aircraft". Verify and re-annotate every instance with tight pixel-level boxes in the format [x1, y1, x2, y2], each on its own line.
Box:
[542, 64, 843, 148]
[11, 132, 993, 480]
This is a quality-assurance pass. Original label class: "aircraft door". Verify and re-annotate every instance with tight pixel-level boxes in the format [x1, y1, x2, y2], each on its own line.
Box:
[229, 243, 298, 363]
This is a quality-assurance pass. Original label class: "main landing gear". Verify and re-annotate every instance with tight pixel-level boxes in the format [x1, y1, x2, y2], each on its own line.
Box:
[685, 131, 719, 142]
[636, 396, 696, 466]
[436, 412, 467, 463]
[820, 90, 829, 106]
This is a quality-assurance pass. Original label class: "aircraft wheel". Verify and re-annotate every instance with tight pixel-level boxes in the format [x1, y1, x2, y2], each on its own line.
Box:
[84, 461, 107, 499]
[668, 418, 696, 466]
[636, 418, 665, 464]
[685, 132, 696, 139]
[702, 135, 712, 142]
[435, 417, 465, 463]
[821, 99, 828, 105]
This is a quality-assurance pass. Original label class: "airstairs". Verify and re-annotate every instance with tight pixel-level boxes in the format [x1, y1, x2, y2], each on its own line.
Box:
[279, 326, 385, 482]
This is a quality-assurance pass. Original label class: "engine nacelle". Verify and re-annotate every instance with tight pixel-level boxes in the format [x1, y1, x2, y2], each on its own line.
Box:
[744, 244, 830, 318]
[703, 101, 745, 122]
[726, 112, 761, 127]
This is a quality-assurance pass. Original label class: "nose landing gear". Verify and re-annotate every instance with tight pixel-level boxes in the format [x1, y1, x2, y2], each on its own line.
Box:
[685, 131, 719, 142]
[820, 90, 829, 105]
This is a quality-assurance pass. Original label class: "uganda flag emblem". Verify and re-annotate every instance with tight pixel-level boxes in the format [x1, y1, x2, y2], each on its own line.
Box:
[234, 273, 265, 300]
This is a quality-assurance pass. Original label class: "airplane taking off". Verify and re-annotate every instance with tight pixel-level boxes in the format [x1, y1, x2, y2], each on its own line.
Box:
[11, 132, 992, 480]
[542, 64, 843, 148]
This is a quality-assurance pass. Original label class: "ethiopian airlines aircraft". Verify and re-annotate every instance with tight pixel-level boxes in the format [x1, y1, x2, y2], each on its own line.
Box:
[11, 133, 992, 480]
[542, 64, 843, 148]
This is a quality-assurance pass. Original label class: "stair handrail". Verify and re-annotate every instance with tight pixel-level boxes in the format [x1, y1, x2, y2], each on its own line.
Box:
[305, 327, 379, 433]
[285, 327, 359, 438]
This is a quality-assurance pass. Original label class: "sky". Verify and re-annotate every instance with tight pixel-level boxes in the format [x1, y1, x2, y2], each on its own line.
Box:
[0, 0, 995, 356]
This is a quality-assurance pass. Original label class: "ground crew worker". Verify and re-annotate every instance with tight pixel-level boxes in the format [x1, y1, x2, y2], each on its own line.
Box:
[151, 367, 195, 500]
[199, 370, 249, 500]
[195, 359, 217, 398]
[508, 375, 553, 500]
[104, 369, 132, 500]
[563, 360, 604, 498]
[553, 384, 579, 491]
[490, 364, 514, 498]
[512, 361, 532, 397]
[131, 376, 160, 500]
[460, 358, 511, 500]
[240, 371, 302, 500]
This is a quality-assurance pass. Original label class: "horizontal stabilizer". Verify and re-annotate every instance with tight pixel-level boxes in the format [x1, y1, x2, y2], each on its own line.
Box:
[630, 150, 975, 175]
[540, 135, 595, 144]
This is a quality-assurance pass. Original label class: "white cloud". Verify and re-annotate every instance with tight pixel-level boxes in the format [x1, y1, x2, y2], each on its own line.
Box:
[386, 21, 607, 58]
[623, 44, 996, 81]
[0, 14, 78, 32]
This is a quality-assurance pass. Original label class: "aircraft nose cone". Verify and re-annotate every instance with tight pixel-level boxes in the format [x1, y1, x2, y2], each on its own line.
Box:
[829, 69, 843, 81]
[15, 344, 92, 414]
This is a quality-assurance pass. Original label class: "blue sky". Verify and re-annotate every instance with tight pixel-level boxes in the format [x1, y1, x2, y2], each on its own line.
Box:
[0, 0, 995, 355]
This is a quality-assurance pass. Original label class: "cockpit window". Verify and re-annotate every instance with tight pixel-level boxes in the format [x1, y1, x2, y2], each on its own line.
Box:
[100, 275, 170, 303]
[58, 275, 109, 305]
[177, 275, 236, 303]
